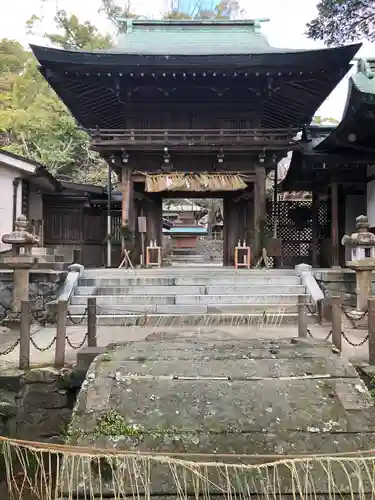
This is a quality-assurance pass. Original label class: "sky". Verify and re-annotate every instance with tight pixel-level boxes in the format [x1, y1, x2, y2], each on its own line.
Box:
[1, 0, 375, 121]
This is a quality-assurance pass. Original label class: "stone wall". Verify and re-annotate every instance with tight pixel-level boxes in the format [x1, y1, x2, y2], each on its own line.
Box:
[0, 367, 77, 442]
[0, 270, 66, 321]
[313, 269, 356, 307]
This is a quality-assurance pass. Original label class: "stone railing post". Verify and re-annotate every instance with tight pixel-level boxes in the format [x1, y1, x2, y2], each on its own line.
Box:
[55, 300, 67, 368]
[87, 297, 97, 347]
[368, 297, 375, 365]
[298, 295, 308, 338]
[331, 296, 342, 352]
[19, 300, 31, 370]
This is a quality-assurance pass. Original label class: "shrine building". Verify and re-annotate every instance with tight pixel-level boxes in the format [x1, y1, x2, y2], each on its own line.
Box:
[30, 19, 368, 268]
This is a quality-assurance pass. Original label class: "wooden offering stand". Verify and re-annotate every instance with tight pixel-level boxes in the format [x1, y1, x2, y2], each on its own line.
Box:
[234, 242, 251, 269]
[146, 241, 162, 268]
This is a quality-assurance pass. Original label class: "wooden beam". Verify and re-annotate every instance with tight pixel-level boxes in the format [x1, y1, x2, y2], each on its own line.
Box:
[121, 165, 133, 230]
[253, 166, 266, 260]
[330, 180, 340, 267]
[311, 190, 319, 268]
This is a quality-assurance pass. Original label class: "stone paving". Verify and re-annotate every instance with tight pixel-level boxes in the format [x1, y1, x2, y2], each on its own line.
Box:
[0, 318, 371, 367]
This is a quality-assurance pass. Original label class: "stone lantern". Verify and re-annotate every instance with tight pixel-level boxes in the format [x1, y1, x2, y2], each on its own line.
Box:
[342, 215, 375, 311]
[1, 215, 39, 318]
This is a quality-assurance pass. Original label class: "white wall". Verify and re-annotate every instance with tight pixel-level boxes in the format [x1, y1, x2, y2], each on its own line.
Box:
[0, 164, 16, 252]
[0, 162, 44, 252]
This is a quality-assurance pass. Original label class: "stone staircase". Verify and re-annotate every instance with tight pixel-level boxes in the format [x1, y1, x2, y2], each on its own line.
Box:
[67, 267, 311, 326]
[167, 248, 206, 266]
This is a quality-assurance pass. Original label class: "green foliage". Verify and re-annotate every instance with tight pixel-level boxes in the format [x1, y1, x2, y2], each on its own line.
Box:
[93, 410, 144, 438]
[163, 0, 239, 19]
[45, 10, 113, 50]
[0, 40, 107, 184]
[306, 0, 375, 46]
[312, 116, 339, 126]
[100, 0, 140, 31]
[0, 11, 113, 184]
[0, 39, 28, 74]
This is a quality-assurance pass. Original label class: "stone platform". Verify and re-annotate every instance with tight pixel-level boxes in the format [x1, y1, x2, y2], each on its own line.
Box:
[63, 332, 375, 497]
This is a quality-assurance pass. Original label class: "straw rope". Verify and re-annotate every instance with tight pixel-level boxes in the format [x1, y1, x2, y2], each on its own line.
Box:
[2, 435, 375, 499]
[145, 173, 247, 192]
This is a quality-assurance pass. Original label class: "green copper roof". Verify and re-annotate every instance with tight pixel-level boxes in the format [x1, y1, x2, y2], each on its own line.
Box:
[114, 19, 293, 55]
[351, 59, 375, 95]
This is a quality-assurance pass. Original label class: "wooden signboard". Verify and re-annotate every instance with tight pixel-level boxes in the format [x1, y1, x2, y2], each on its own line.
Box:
[266, 238, 282, 257]
[138, 216, 147, 233]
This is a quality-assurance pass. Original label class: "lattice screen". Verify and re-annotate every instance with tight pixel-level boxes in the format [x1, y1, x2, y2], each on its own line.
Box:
[266, 199, 330, 268]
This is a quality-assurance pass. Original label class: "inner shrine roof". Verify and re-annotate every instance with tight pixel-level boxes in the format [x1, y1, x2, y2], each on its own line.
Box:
[313, 60, 375, 154]
[282, 59, 375, 191]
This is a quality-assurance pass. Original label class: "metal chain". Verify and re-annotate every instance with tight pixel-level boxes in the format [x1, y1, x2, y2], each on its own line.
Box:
[0, 338, 20, 356]
[340, 330, 369, 347]
[307, 329, 332, 341]
[30, 335, 57, 352]
[66, 308, 87, 325]
[341, 305, 368, 328]
[306, 303, 315, 316]
[65, 332, 88, 350]
[30, 331, 89, 352]
[308, 327, 368, 348]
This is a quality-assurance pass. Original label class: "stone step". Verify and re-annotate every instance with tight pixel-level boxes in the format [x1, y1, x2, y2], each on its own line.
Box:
[68, 303, 303, 315]
[74, 284, 306, 296]
[170, 254, 205, 261]
[82, 269, 296, 279]
[70, 293, 303, 306]
[79, 276, 301, 286]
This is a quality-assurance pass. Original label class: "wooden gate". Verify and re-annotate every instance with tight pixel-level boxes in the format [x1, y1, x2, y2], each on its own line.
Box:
[266, 199, 330, 268]
[44, 202, 106, 267]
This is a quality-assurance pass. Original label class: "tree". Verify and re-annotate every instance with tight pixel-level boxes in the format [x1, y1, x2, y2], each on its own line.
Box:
[311, 116, 339, 126]
[45, 10, 113, 50]
[163, 0, 240, 20]
[99, 0, 140, 31]
[306, 0, 375, 46]
[0, 39, 108, 184]
[194, 199, 223, 237]
[99, 0, 239, 23]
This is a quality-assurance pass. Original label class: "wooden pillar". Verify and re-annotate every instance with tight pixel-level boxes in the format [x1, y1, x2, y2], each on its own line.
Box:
[223, 196, 235, 266]
[121, 165, 134, 247]
[338, 186, 346, 266]
[311, 190, 319, 268]
[147, 195, 162, 246]
[244, 185, 254, 246]
[330, 180, 340, 267]
[253, 167, 266, 261]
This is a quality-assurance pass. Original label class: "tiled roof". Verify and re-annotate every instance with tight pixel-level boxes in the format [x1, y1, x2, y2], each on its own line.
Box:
[114, 19, 293, 56]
